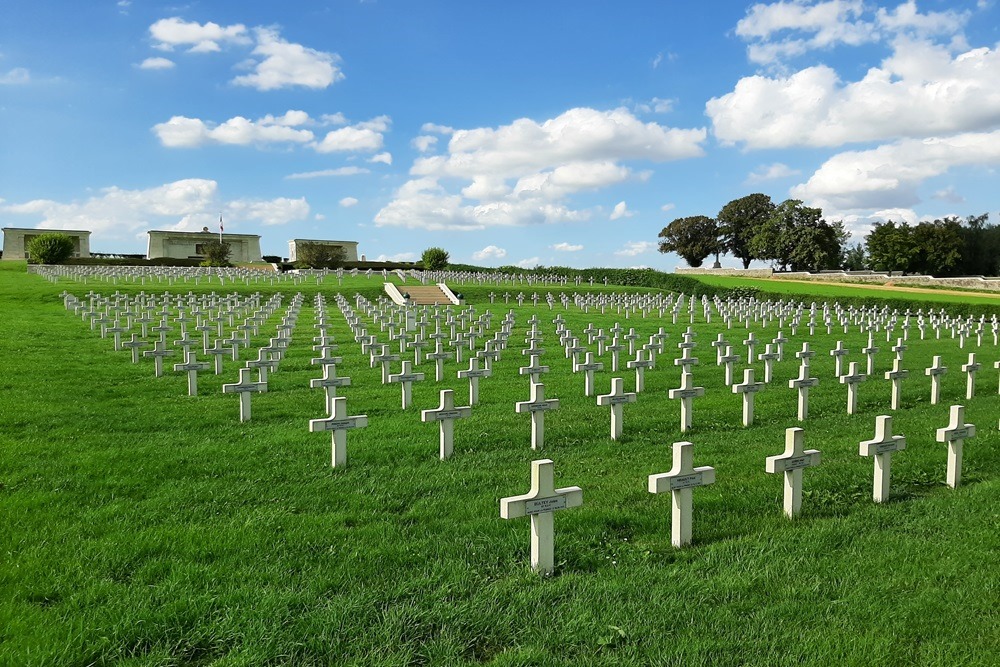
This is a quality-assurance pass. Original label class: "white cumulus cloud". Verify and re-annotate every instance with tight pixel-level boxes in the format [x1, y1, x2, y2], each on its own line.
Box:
[552, 242, 584, 252]
[746, 162, 801, 183]
[0, 179, 310, 239]
[472, 245, 507, 261]
[149, 17, 249, 53]
[610, 201, 635, 220]
[339, 197, 359, 207]
[285, 167, 370, 180]
[138, 57, 175, 70]
[153, 113, 315, 147]
[516, 257, 541, 268]
[314, 116, 390, 153]
[232, 27, 343, 90]
[375, 107, 705, 230]
[614, 241, 656, 257]
[791, 129, 1000, 213]
[369, 152, 393, 165]
[412, 135, 438, 152]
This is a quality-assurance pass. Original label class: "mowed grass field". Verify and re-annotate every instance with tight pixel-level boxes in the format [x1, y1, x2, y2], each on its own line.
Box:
[2, 262, 999, 666]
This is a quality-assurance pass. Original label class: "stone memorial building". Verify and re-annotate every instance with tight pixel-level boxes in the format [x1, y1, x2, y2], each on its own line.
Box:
[147, 229, 263, 263]
[288, 239, 360, 263]
[1, 227, 92, 261]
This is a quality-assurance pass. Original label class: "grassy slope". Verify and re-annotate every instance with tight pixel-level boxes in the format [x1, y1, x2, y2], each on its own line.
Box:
[1, 262, 999, 666]
[690, 274, 1000, 306]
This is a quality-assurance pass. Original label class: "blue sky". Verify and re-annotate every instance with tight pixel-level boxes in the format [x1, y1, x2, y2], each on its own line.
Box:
[2, 0, 999, 269]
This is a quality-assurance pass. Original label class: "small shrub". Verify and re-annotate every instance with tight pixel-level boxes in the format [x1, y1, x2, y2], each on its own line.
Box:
[26, 233, 75, 264]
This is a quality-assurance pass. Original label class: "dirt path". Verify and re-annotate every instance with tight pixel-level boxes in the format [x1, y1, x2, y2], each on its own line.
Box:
[770, 277, 1000, 299]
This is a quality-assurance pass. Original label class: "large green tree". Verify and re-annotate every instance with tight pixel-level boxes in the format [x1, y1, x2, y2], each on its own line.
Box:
[199, 240, 232, 267]
[910, 218, 964, 276]
[657, 215, 720, 268]
[749, 199, 843, 272]
[865, 221, 915, 275]
[717, 193, 775, 269]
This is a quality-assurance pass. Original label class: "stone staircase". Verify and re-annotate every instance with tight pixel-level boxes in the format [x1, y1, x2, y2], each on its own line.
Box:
[397, 284, 452, 305]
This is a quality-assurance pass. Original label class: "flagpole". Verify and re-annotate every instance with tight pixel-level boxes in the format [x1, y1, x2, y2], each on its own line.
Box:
[219, 214, 224, 244]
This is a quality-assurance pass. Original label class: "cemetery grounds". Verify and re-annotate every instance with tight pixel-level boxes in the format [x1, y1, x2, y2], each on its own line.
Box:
[1, 261, 998, 666]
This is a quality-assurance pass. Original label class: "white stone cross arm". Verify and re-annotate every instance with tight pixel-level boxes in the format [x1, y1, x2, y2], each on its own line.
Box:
[500, 458, 583, 575]
[421, 389, 473, 460]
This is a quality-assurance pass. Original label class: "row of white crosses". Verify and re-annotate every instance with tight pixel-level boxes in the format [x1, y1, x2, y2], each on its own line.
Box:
[501, 406, 978, 574]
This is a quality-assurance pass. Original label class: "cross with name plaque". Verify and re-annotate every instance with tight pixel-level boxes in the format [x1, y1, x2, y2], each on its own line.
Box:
[388, 360, 424, 409]
[222, 367, 267, 422]
[626, 349, 654, 393]
[668, 372, 705, 433]
[500, 458, 583, 575]
[173, 349, 210, 396]
[143, 339, 175, 377]
[961, 353, 981, 400]
[309, 396, 368, 468]
[925, 355, 948, 404]
[935, 404, 976, 488]
[788, 362, 819, 421]
[884, 357, 909, 410]
[421, 389, 472, 460]
[516, 382, 560, 450]
[733, 367, 765, 427]
[309, 363, 352, 415]
[458, 357, 492, 405]
[648, 441, 716, 547]
[859, 415, 906, 503]
[574, 351, 604, 397]
[597, 377, 638, 440]
[765, 427, 821, 519]
[839, 361, 867, 415]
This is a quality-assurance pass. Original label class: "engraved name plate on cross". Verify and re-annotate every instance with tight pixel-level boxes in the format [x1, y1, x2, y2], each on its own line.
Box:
[500, 459, 583, 575]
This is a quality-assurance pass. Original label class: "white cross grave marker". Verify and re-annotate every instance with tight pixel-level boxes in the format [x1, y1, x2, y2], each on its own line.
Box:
[935, 405, 976, 488]
[388, 360, 424, 409]
[667, 371, 705, 433]
[421, 389, 472, 460]
[925, 355, 947, 405]
[884, 357, 909, 410]
[222, 367, 267, 422]
[765, 427, 821, 519]
[961, 353, 981, 400]
[648, 441, 716, 547]
[788, 363, 819, 421]
[310, 364, 352, 415]
[596, 377, 638, 440]
[173, 349, 210, 396]
[839, 361, 867, 415]
[458, 357, 492, 405]
[499, 459, 583, 575]
[859, 415, 906, 503]
[574, 351, 604, 397]
[516, 382, 560, 450]
[309, 396, 368, 468]
[733, 367, 765, 426]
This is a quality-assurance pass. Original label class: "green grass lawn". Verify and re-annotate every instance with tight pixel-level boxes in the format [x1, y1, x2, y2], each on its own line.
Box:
[2, 262, 999, 666]
[690, 273, 1000, 307]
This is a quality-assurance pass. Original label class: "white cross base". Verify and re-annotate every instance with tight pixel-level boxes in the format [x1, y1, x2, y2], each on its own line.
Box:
[648, 441, 716, 547]
[222, 367, 267, 422]
[500, 458, 583, 575]
[596, 377, 637, 440]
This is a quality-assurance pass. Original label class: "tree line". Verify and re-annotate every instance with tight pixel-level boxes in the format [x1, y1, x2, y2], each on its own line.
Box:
[658, 193, 999, 277]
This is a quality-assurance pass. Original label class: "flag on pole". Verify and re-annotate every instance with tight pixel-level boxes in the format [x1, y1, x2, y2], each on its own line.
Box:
[219, 214, 224, 243]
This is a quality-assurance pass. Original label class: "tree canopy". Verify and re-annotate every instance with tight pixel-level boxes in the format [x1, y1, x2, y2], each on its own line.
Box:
[657, 215, 720, 268]
[717, 193, 775, 269]
[199, 240, 232, 268]
[421, 247, 450, 271]
[294, 243, 346, 269]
